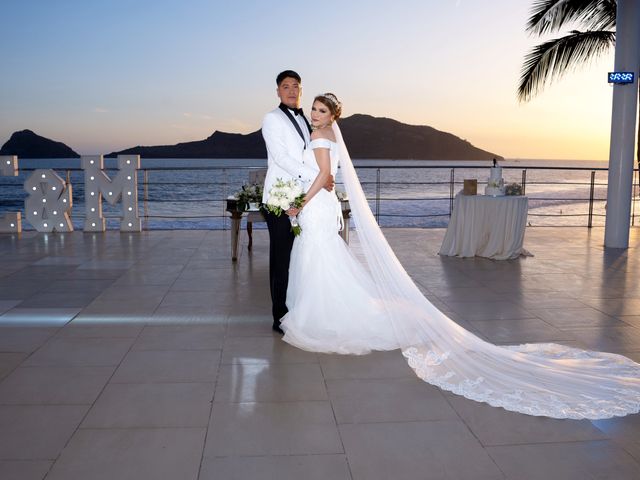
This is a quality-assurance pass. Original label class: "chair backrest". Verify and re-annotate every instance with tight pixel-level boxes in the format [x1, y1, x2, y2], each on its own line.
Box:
[249, 168, 267, 185]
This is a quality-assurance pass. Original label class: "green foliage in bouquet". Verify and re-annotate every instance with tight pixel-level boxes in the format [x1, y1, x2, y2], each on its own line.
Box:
[235, 182, 263, 211]
[505, 182, 524, 196]
[265, 178, 306, 236]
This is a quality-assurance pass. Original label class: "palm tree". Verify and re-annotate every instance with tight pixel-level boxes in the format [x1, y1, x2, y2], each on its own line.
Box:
[518, 1, 640, 205]
[517, 0, 616, 103]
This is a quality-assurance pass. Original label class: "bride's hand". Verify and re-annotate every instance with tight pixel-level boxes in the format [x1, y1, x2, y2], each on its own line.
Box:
[323, 174, 335, 192]
[286, 207, 301, 216]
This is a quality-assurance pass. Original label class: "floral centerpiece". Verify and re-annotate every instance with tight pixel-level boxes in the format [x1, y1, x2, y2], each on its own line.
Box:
[505, 182, 524, 196]
[265, 178, 306, 236]
[235, 182, 263, 211]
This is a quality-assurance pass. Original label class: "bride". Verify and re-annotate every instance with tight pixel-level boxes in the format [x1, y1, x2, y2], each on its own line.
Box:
[279, 93, 640, 420]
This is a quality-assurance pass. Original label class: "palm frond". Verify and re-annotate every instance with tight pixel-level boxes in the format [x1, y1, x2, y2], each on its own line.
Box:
[517, 29, 615, 102]
[527, 0, 616, 35]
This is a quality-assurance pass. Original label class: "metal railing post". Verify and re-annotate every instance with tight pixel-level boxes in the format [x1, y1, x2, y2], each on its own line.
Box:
[633, 168, 637, 226]
[376, 168, 381, 223]
[588, 170, 596, 228]
[521, 169, 527, 196]
[449, 168, 455, 215]
[143, 169, 149, 230]
[222, 168, 228, 230]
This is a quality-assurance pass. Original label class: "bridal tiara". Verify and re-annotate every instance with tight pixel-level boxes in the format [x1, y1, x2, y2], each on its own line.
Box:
[320, 93, 341, 110]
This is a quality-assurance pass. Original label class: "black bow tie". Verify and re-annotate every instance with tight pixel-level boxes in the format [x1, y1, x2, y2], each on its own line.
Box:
[291, 107, 303, 116]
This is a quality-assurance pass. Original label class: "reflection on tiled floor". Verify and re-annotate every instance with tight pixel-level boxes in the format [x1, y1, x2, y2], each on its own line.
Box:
[0, 227, 639, 479]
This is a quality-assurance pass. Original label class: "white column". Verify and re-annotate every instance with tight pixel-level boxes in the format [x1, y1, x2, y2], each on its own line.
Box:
[604, 0, 640, 248]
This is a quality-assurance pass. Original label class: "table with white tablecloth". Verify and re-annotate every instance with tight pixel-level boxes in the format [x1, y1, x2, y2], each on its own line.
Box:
[439, 194, 531, 260]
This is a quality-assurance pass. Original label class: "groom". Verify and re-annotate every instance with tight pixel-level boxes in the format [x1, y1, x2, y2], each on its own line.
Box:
[262, 70, 333, 333]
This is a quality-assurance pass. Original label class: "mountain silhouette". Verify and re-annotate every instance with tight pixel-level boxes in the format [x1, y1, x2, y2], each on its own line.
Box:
[339, 114, 500, 160]
[108, 114, 501, 160]
[2, 115, 502, 160]
[108, 130, 266, 158]
[0, 129, 79, 158]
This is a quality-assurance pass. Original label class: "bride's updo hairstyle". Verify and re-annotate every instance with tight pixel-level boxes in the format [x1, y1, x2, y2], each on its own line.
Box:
[314, 93, 342, 120]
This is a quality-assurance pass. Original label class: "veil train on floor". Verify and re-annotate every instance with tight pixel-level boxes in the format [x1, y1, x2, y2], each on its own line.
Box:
[332, 122, 640, 420]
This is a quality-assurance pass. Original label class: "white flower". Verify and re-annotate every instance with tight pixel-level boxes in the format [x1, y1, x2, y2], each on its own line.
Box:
[278, 198, 290, 210]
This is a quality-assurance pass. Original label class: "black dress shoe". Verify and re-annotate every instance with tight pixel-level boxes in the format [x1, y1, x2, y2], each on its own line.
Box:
[272, 323, 284, 334]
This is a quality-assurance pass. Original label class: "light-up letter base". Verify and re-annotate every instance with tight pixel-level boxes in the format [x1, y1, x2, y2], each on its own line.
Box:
[24, 169, 73, 233]
[0, 156, 21, 233]
[82, 155, 141, 232]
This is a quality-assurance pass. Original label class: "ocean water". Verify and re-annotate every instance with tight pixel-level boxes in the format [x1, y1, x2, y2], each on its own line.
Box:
[0, 157, 628, 230]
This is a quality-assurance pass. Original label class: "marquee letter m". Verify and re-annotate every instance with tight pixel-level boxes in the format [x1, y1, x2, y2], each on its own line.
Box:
[82, 155, 141, 232]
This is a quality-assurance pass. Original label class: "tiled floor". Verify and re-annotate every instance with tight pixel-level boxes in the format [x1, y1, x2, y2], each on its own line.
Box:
[0, 227, 639, 479]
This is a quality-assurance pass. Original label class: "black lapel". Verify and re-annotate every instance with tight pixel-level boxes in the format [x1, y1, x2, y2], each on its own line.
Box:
[300, 115, 312, 134]
[278, 103, 306, 145]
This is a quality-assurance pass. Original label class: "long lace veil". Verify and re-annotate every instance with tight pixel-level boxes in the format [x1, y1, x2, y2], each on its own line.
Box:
[333, 122, 640, 419]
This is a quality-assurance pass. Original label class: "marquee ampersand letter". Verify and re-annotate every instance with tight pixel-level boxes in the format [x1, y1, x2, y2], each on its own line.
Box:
[0, 156, 21, 233]
[24, 169, 73, 233]
[82, 154, 141, 232]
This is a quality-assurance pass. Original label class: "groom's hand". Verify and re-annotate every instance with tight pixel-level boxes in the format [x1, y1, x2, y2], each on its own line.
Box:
[323, 174, 335, 192]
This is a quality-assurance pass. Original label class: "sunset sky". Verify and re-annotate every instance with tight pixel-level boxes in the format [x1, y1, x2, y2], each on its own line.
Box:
[0, 0, 617, 160]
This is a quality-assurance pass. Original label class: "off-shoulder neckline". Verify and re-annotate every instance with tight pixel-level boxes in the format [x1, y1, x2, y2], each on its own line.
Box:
[309, 137, 336, 145]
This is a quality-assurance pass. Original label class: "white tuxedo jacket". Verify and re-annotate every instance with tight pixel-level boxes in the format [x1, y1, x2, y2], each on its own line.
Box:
[261, 107, 318, 203]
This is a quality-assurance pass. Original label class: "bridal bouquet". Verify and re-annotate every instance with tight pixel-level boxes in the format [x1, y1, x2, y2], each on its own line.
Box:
[265, 178, 306, 236]
[505, 182, 524, 196]
[234, 182, 263, 211]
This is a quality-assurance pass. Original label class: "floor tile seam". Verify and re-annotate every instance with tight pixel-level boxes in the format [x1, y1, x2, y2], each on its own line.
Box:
[219, 361, 321, 366]
[321, 360, 356, 479]
[605, 437, 640, 463]
[211, 395, 331, 405]
[13, 310, 84, 368]
[131, 346, 225, 352]
[479, 438, 614, 448]
[53, 335, 144, 340]
[213, 398, 328, 405]
[201, 452, 349, 460]
[318, 375, 418, 381]
[332, 415, 467, 426]
[0, 352, 29, 381]
[144, 246, 192, 316]
[28, 401, 97, 479]
[75, 425, 208, 431]
[109, 378, 220, 385]
[613, 320, 640, 331]
[0, 456, 56, 463]
[197, 344, 223, 480]
[0, 398, 97, 406]
[24, 360, 134, 367]
[101, 380, 216, 387]
[437, 382, 524, 479]
[50, 320, 149, 464]
[211, 399, 334, 407]
[124, 347, 223, 353]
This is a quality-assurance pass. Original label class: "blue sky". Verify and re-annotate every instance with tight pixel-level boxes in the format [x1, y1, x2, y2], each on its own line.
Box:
[1, 0, 616, 159]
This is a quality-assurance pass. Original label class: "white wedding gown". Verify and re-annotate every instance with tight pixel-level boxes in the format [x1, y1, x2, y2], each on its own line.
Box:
[280, 129, 640, 420]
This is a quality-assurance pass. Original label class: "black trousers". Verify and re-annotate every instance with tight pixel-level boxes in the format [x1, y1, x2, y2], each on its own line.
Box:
[264, 209, 295, 324]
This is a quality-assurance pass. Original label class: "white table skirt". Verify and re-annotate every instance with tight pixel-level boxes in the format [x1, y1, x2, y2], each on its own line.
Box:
[439, 194, 531, 260]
